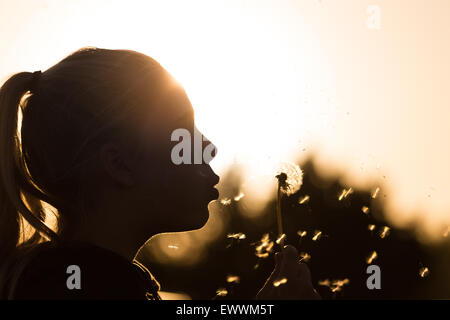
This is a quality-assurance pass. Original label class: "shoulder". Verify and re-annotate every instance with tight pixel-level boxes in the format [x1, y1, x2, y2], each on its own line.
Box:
[11, 242, 147, 300]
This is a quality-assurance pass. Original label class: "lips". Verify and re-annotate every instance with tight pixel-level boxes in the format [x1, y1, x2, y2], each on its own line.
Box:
[208, 187, 219, 201]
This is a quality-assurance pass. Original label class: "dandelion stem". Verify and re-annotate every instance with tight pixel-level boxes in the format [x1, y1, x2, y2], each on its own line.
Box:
[276, 175, 285, 248]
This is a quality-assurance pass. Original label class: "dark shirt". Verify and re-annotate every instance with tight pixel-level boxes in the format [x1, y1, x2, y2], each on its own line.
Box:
[5, 242, 160, 300]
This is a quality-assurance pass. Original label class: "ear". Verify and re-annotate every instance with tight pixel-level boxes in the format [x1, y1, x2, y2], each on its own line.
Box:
[99, 143, 135, 187]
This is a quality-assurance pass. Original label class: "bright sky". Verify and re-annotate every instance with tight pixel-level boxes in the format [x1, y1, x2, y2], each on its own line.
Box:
[1, 0, 449, 240]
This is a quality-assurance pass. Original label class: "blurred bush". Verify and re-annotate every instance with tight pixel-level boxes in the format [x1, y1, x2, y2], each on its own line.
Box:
[138, 157, 450, 299]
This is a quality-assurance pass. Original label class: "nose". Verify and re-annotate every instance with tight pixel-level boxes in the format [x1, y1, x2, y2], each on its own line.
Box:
[202, 136, 217, 164]
[197, 164, 220, 186]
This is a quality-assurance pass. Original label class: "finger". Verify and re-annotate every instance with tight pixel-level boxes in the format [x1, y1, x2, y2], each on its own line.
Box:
[267, 252, 283, 282]
[256, 252, 283, 299]
[297, 263, 321, 300]
[283, 245, 299, 259]
[279, 245, 300, 278]
[275, 251, 283, 265]
[297, 262, 313, 285]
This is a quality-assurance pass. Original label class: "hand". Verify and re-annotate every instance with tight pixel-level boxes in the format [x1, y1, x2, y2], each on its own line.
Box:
[256, 245, 320, 300]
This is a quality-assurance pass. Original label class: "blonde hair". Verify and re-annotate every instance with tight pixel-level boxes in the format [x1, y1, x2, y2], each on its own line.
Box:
[0, 48, 172, 294]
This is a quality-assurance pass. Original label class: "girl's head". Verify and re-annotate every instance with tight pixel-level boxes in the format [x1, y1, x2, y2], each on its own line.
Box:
[0, 48, 219, 261]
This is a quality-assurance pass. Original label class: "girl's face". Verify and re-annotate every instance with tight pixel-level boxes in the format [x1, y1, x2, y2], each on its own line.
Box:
[131, 82, 220, 234]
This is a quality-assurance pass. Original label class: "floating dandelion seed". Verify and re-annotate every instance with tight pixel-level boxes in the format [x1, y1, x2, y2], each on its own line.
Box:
[273, 278, 288, 287]
[297, 230, 307, 238]
[338, 188, 353, 201]
[419, 267, 430, 278]
[312, 230, 322, 241]
[227, 233, 246, 240]
[299, 252, 311, 262]
[362, 206, 370, 215]
[318, 279, 331, 287]
[379, 226, 390, 239]
[318, 278, 350, 293]
[233, 192, 245, 201]
[258, 233, 271, 245]
[371, 187, 380, 199]
[226, 232, 246, 249]
[366, 251, 378, 264]
[443, 226, 449, 238]
[368, 224, 376, 231]
[276, 234, 286, 245]
[226, 275, 240, 284]
[330, 280, 350, 293]
[220, 198, 231, 206]
[216, 288, 228, 297]
[255, 233, 274, 259]
[298, 195, 310, 205]
[168, 245, 179, 250]
[331, 279, 350, 292]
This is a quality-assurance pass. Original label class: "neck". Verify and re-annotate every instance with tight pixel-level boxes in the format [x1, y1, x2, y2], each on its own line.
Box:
[65, 208, 154, 262]
[76, 227, 143, 261]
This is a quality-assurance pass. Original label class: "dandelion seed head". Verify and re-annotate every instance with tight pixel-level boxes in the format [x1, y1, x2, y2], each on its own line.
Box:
[362, 206, 370, 214]
[276, 162, 303, 196]
[276, 172, 287, 184]
[368, 224, 376, 231]
[366, 251, 378, 264]
[273, 278, 288, 287]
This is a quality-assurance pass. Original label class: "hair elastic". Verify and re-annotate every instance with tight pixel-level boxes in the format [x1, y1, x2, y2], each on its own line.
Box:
[30, 70, 42, 92]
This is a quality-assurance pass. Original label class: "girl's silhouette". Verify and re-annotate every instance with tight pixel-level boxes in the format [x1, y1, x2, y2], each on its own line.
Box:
[0, 48, 318, 300]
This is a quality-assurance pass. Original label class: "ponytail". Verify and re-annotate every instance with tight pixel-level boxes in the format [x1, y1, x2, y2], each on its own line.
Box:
[1, 48, 166, 274]
[0, 72, 58, 265]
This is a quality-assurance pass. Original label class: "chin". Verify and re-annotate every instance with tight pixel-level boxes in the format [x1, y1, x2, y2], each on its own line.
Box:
[177, 207, 209, 232]
[160, 200, 212, 233]
[189, 208, 210, 230]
